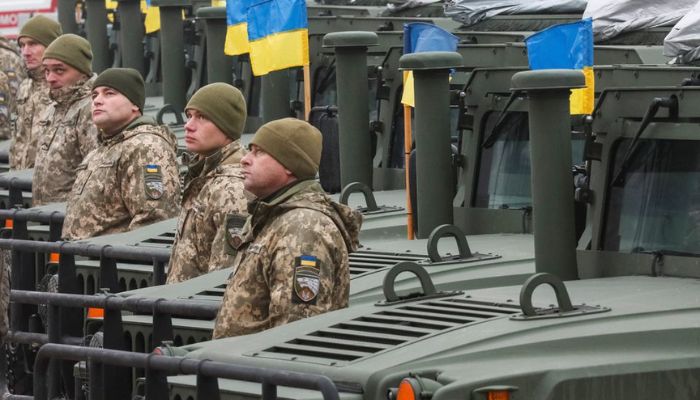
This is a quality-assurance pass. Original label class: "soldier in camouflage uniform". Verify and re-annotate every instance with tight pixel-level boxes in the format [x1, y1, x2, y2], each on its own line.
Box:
[0, 35, 25, 140]
[166, 83, 249, 284]
[212, 118, 362, 339]
[11, 15, 62, 170]
[0, 72, 12, 140]
[32, 34, 99, 205]
[62, 68, 180, 240]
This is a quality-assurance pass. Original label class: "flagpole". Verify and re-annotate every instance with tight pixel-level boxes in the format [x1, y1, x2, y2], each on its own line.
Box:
[403, 71, 414, 240]
[303, 64, 312, 121]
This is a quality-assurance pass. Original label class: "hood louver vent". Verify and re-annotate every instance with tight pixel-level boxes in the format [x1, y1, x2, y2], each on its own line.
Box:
[140, 231, 176, 247]
[190, 251, 430, 301]
[349, 250, 428, 276]
[192, 284, 227, 302]
[249, 297, 520, 365]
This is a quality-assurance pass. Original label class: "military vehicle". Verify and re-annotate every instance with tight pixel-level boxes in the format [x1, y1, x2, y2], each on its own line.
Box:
[9, 2, 700, 396]
[25, 64, 699, 400]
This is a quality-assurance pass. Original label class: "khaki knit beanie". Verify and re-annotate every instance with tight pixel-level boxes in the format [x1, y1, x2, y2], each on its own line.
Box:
[43, 34, 93, 76]
[93, 68, 145, 111]
[186, 83, 247, 140]
[18, 15, 62, 47]
[250, 118, 322, 179]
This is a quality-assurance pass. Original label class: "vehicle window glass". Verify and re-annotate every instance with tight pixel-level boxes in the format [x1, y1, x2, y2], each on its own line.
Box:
[603, 139, 700, 255]
[474, 111, 585, 209]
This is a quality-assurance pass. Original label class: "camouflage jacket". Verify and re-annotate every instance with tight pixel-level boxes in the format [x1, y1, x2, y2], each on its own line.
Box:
[10, 69, 52, 170]
[0, 72, 11, 141]
[166, 140, 248, 284]
[0, 36, 26, 139]
[62, 116, 181, 240]
[212, 180, 362, 339]
[32, 76, 99, 206]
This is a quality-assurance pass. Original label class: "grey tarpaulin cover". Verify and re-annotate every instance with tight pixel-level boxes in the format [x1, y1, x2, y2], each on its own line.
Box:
[583, 0, 696, 42]
[444, 0, 587, 26]
[664, 0, 700, 62]
[385, 0, 442, 14]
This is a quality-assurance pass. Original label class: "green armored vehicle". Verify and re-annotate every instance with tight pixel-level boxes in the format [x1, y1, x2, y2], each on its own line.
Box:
[140, 69, 700, 400]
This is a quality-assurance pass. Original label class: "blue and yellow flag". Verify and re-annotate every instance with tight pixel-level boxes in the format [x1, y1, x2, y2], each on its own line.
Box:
[225, 0, 251, 55]
[143, 0, 161, 34]
[401, 22, 459, 107]
[525, 18, 594, 115]
[246, 0, 309, 76]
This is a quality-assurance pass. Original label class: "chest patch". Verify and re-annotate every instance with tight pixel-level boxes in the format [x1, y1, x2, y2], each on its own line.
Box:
[293, 255, 320, 304]
[144, 164, 164, 200]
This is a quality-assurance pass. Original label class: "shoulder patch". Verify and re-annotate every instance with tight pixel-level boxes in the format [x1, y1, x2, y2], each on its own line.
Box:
[143, 164, 164, 200]
[293, 255, 320, 304]
[225, 213, 247, 251]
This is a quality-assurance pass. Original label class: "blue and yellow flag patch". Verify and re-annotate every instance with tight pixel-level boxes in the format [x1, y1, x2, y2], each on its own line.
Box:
[293, 255, 320, 304]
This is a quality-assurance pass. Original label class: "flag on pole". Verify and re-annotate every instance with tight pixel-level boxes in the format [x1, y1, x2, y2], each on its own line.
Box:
[525, 18, 594, 115]
[224, 0, 251, 55]
[400, 22, 459, 107]
[246, 0, 309, 76]
[143, 0, 161, 34]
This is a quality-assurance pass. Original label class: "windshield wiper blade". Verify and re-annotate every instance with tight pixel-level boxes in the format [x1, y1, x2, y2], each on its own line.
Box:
[482, 91, 523, 148]
[639, 248, 700, 258]
[610, 95, 678, 187]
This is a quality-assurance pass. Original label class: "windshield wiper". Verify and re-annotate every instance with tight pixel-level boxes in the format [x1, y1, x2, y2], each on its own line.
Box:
[482, 90, 523, 148]
[610, 95, 678, 187]
[639, 248, 700, 258]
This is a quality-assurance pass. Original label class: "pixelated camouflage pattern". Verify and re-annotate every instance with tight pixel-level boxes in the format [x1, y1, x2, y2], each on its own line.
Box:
[0, 72, 12, 141]
[32, 76, 99, 205]
[166, 140, 248, 284]
[0, 36, 26, 139]
[10, 68, 52, 170]
[212, 180, 362, 339]
[62, 116, 181, 240]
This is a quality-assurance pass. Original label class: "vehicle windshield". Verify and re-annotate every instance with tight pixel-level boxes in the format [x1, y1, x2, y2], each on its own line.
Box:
[474, 111, 586, 209]
[603, 139, 700, 256]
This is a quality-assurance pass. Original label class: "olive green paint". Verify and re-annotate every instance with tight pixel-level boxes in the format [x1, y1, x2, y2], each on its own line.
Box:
[197, 7, 233, 85]
[57, 0, 79, 34]
[400, 51, 463, 238]
[155, 0, 188, 112]
[85, 0, 111, 73]
[261, 70, 290, 123]
[323, 31, 377, 189]
[117, 0, 146, 75]
[511, 69, 583, 281]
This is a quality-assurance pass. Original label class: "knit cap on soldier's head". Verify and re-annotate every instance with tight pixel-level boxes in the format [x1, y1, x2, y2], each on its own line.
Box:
[186, 83, 247, 140]
[93, 68, 145, 111]
[18, 15, 62, 47]
[250, 118, 323, 180]
[42, 34, 93, 76]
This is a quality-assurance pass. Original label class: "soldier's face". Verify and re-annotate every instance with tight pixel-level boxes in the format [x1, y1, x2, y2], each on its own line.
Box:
[42, 59, 84, 90]
[18, 37, 46, 70]
[184, 109, 232, 155]
[241, 144, 295, 198]
[91, 86, 139, 134]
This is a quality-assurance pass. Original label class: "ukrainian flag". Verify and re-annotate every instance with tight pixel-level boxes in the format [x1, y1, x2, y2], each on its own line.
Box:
[299, 255, 317, 267]
[142, 0, 161, 34]
[224, 0, 251, 56]
[525, 18, 594, 115]
[400, 22, 458, 107]
[246, 0, 309, 76]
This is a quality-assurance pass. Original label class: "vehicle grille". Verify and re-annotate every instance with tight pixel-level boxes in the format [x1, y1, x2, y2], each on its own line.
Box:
[250, 297, 520, 365]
